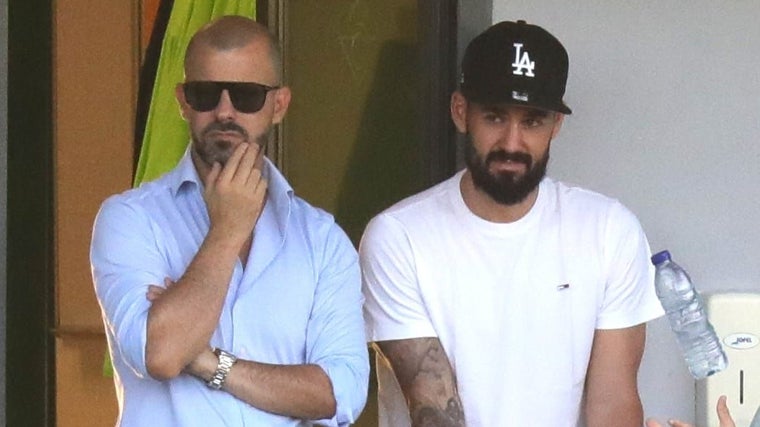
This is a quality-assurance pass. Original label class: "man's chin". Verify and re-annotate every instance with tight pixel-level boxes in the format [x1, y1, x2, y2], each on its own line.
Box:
[196, 149, 232, 168]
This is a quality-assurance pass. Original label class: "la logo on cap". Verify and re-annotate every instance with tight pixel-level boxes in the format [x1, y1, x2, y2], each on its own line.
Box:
[511, 43, 535, 77]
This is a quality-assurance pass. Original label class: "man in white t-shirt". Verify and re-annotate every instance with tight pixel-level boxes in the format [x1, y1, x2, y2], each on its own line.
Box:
[360, 20, 664, 427]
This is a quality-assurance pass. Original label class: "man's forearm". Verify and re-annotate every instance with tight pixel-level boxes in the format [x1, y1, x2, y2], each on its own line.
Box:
[583, 326, 647, 427]
[375, 338, 466, 427]
[186, 348, 337, 420]
[585, 395, 643, 427]
[145, 229, 244, 379]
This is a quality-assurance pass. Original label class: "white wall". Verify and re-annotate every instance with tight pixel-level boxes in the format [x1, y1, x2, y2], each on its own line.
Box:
[491, 1, 760, 424]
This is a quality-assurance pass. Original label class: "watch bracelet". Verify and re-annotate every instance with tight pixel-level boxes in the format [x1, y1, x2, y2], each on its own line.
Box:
[206, 348, 237, 390]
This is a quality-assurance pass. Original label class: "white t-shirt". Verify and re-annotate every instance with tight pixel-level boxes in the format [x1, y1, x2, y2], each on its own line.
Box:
[360, 171, 664, 427]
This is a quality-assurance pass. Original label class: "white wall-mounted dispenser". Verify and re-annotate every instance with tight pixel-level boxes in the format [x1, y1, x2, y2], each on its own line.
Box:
[697, 292, 760, 426]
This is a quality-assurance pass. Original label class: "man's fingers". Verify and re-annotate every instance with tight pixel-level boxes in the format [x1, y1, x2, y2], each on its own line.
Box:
[232, 141, 261, 184]
[644, 397, 737, 427]
[218, 142, 249, 182]
[203, 162, 222, 189]
[716, 395, 736, 427]
[147, 278, 176, 302]
[254, 177, 268, 199]
[644, 418, 693, 427]
[645, 418, 663, 427]
[146, 285, 166, 301]
[148, 285, 164, 293]
[202, 141, 266, 237]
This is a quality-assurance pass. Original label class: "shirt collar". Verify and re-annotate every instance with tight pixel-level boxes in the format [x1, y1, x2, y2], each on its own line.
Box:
[168, 147, 294, 217]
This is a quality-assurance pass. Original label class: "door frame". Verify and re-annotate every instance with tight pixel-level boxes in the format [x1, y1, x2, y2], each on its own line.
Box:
[6, 0, 56, 425]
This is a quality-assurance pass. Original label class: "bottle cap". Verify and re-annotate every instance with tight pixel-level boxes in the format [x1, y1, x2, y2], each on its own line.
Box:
[650, 250, 671, 265]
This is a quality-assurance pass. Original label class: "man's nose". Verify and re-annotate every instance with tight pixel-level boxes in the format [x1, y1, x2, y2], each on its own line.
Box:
[214, 89, 236, 121]
[496, 120, 523, 151]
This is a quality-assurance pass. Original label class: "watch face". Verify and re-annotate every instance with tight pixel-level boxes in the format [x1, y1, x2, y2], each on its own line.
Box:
[218, 350, 237, 364]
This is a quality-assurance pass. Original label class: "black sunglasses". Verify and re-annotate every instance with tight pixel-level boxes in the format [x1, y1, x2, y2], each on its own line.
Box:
[182, 81, 280, 114]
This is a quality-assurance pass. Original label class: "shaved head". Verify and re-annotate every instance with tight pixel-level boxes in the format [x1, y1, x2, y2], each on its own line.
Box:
[184, 15, 282, 82]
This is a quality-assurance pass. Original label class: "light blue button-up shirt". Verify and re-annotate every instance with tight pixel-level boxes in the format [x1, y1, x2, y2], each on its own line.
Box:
[91, 150, 369, 426]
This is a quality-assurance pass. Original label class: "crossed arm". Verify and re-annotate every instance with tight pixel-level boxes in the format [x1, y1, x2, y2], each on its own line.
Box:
[184, 346, 336, 419]
[375, 337, 466, 427]
[143, 143, 338, 419]
[145, 281, 337, 420]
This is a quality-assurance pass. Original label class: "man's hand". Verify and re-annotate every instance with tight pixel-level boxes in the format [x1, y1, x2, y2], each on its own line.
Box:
[203, 142, 268, 246]
[146, 278, 172, 302]
[645, 395, 736, 427]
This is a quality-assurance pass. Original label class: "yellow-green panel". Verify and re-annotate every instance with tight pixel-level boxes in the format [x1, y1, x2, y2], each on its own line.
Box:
[134, 0, 256, 186]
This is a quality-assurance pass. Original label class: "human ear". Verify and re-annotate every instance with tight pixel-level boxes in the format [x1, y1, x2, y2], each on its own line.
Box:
[175, 83, 190, 121]
[450, 91, 468, 133]
[271, 86, 291, 125]
[551, 113, 565, 138]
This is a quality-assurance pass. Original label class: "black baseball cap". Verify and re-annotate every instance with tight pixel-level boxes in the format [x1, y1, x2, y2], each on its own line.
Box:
[460, 20, 572, 114]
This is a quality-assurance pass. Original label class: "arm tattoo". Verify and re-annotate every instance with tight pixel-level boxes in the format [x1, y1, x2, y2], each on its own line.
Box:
[413, 398, 465, 427]
[376, 338, 466, 427]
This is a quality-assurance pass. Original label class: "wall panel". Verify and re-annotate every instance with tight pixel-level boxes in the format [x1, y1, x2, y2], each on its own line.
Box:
[54, 1, 138, 425]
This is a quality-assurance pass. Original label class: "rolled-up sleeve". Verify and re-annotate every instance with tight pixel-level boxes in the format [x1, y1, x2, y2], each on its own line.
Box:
[306, 222, 369, 426]
[90, 196, 168, 378]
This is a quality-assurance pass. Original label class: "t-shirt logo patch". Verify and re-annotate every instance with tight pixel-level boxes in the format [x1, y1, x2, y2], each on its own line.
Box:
[511, 43, 535, 77]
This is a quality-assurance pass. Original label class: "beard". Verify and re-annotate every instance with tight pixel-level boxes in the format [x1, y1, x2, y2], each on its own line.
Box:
[192, 121, 270, 167]
[464, 132, 549, 205]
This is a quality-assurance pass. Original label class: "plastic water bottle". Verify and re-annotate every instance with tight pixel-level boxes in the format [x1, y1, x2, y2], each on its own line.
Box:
[651, 250, 727, 379]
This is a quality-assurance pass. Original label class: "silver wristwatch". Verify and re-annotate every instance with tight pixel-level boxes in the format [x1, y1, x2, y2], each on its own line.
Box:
[207, 348, 237, 390]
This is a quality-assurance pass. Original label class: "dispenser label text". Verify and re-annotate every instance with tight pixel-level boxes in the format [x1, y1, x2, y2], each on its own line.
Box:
[723, 333, 758, 350]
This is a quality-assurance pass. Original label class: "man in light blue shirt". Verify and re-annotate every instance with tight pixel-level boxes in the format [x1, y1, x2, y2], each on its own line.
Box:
[90, 15, 369, 426]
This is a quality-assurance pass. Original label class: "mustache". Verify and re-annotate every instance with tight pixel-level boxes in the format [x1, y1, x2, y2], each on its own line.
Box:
[485, 150, 532, 167]
[202, 122, 249, 138]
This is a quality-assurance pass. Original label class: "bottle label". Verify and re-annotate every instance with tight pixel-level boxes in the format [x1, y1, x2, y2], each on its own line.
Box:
[723, 332, 759, 350]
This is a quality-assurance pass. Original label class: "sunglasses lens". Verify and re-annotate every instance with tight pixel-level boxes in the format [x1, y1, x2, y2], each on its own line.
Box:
[183, 82, 275, 113]
[228, 84, 269, 113]
[183, 82, 222, 112]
